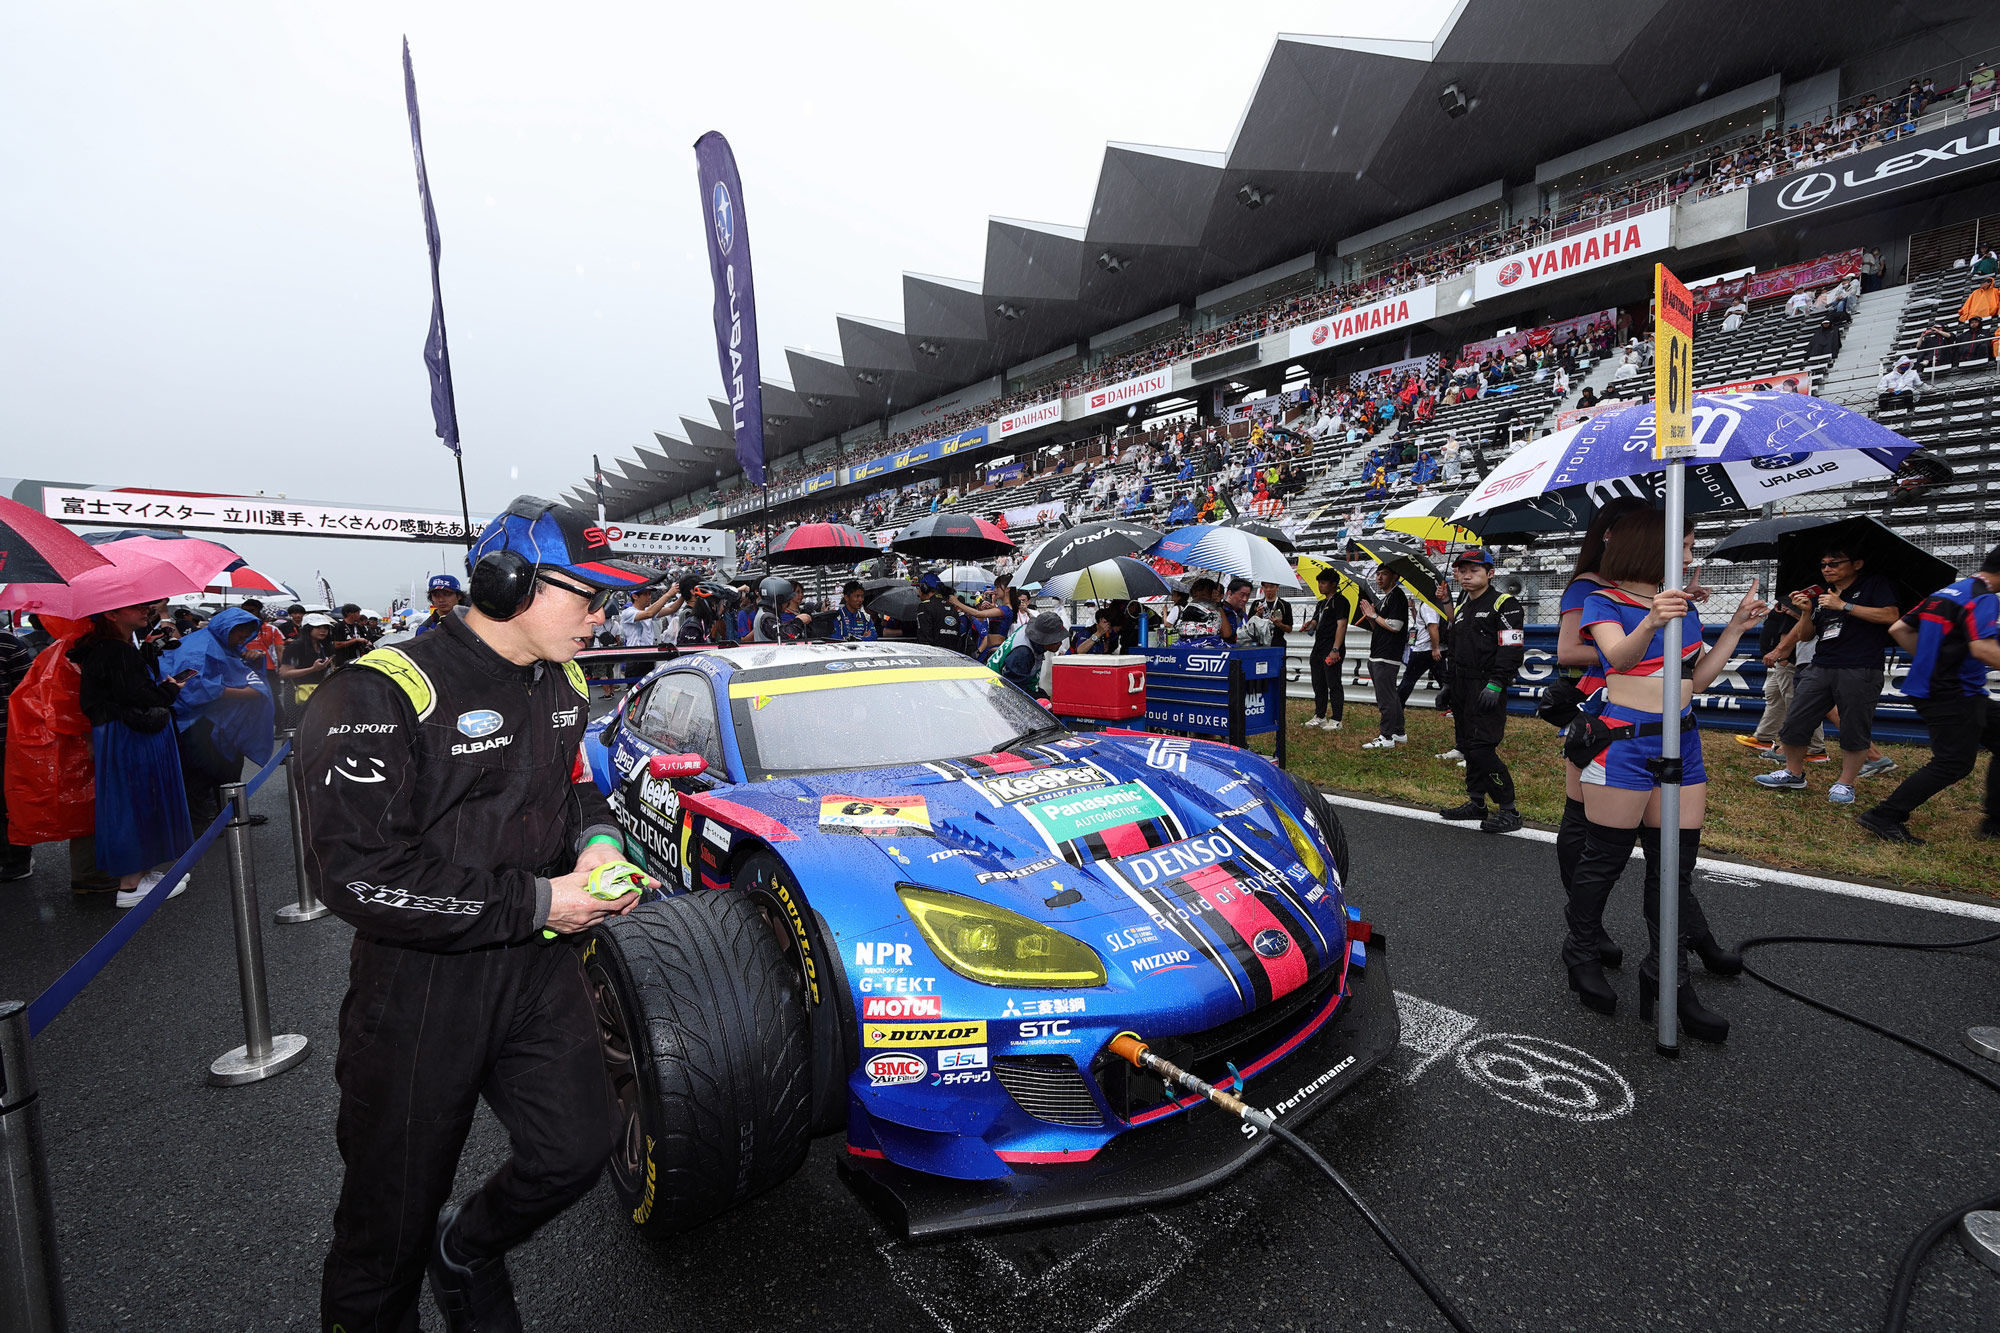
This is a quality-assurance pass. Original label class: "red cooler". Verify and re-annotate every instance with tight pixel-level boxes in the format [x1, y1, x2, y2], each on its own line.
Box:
[1049, 654, 1147, 720]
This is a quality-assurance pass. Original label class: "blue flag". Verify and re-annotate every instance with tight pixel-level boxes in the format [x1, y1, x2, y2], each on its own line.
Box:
[694, 132, 765, 487]
[403, 38, 460, 457]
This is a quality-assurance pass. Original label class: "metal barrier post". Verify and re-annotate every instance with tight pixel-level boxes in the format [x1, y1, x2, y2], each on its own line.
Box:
[271, 731, 328, 925]
[0, 1000, 66, 1332]
[209, 783, 310, 1086]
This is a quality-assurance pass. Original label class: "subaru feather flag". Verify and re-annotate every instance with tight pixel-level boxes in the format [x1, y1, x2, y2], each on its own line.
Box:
[403, 38, 460, 457]
[694, 132, 765, 487]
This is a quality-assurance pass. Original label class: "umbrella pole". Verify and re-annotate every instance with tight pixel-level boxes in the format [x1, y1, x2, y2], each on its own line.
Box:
[1656, 460, 1685, 1059]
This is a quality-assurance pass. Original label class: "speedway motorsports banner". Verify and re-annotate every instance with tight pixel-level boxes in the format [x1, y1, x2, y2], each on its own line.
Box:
[1287, 285, 1438, 359]
[41, 484, 485, 543]
[1072, 368, 1173, 421]
[597, 521, 732, 560]
[1472, 208, 1673, 302]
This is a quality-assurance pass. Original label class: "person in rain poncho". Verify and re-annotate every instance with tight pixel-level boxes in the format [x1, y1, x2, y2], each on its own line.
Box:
[163, 606, 275, 827]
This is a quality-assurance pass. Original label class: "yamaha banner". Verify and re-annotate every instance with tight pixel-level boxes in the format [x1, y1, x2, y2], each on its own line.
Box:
[694, 132, 766, 487]
[1747, 118, 2000, 228]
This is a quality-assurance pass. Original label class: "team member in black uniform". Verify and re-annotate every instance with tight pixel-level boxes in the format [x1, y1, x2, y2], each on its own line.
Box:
[1438, 549, 1526, 833]
[304, 497, 660, 1332]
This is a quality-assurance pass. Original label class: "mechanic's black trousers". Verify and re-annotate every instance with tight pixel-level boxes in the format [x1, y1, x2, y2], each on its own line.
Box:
[1868, 693, 2000, 823]
[1449, 678, 1514, 805]
[321, 935, 614, 1333]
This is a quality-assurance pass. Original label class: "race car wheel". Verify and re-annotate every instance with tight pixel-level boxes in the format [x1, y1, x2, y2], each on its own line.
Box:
[1285, 772, 1352, 886]
[735, 851, 849, 1136]
[584, 890, 812, 1239]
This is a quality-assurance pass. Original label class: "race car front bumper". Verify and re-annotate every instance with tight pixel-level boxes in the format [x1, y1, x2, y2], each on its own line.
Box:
[839, 934, 1401, 1237]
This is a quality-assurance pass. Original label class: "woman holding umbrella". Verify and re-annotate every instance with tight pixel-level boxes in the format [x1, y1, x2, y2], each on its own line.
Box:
[67, 602, 195, 906]
[1563, 509, 1766, 1041]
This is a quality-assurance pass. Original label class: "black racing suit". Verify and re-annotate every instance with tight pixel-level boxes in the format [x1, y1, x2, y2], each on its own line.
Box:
[299, 610, 622, 1332]
[1443, 587, 1526, 807]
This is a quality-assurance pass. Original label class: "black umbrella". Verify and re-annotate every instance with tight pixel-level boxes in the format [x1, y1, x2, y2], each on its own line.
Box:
[1708, 513, 1843, 563]
[1219, 516, 1295, 554]
[866, 585, 923, 623]
[1012, 520, 1162, 586]
[1350, 536, 1452, 616]
[1774, 517, 1956, 614]
[890, 513, 1016, 560]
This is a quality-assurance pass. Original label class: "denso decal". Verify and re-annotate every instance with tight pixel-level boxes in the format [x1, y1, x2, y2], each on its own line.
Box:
[862, 995, 942, 1020]
[976, 764, 1107, 803]
[865, 1052, 927, 1087]
[863, 1021, 987, 1048]
[1116, 832, 1236, 887]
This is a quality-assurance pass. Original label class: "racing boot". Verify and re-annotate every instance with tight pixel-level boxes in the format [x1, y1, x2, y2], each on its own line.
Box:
[1561, 820, 1641, 1014]
[428, 1201, 524, 1333]
[1640, 827, 1741, 976]
[1559, 799, 1624, 967]
[1438, 797, 1487, 821]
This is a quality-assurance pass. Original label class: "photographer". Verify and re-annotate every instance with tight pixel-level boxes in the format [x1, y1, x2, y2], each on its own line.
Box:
[331, 603, 376, 665]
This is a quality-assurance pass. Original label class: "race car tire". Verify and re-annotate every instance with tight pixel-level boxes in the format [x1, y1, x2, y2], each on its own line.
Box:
[585, 889, 813, 1238]
[1284, 771, 1352, 887]
[734, 851, 849, 1136]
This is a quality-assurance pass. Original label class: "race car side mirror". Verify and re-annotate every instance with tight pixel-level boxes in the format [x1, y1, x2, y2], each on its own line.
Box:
[649, 752, 708, 779]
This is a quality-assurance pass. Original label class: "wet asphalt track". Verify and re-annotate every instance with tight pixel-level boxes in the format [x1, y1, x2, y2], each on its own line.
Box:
[7, 769, 2000, 1333]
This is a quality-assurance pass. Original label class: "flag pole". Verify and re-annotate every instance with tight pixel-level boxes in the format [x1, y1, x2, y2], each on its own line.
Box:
[1652, 263, 1696, 1059]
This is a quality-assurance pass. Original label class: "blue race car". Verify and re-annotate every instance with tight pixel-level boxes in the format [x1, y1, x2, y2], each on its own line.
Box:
[579, 640, 1398, 1238]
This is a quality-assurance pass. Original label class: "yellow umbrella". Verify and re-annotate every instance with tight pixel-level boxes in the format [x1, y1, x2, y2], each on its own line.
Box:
[1295, 555, 1376, 624]
[1383, 494, 1482, 546]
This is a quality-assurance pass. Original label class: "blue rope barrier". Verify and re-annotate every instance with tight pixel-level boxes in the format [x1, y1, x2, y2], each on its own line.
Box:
[27, 740, 294, 1038]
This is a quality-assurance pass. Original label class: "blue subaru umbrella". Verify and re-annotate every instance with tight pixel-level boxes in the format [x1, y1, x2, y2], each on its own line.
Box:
[1450, 392, 1920, 537]
[1146, 524, 1300, 588]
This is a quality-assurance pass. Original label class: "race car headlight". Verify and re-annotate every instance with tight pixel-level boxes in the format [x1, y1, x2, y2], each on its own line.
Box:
[896, 885, 1106, 989]
[1275, 806, 1327, 884]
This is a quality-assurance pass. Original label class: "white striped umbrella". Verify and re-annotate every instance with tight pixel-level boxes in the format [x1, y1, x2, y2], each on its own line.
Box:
[1146, 524, 1301, 588]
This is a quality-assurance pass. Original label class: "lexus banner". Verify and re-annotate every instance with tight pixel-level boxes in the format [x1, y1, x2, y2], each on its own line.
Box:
[1747, 119, 2000, 228]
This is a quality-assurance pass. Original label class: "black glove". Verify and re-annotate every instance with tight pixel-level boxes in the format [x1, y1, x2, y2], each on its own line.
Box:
[1474, 683, 1506, 714]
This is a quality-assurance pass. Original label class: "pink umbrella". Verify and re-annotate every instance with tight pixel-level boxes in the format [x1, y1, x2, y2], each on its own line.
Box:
[76, 534, 241, 588]
[0, 543, 211, 619]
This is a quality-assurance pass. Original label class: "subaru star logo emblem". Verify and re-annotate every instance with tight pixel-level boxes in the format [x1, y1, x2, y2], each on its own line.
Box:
[711, 181, 735, 256]
[1775, 171, 1837, 212]
[1751, 451, 1811, 471]
[456, 709, 504, 738]
[1253, 928, 1291, 959]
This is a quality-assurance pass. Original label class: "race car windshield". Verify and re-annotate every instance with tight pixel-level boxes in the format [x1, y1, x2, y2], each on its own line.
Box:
[742, 675, 1056, 775]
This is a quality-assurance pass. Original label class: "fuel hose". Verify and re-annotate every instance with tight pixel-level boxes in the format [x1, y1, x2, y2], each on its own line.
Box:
[1106, 1034, 1482, 1333]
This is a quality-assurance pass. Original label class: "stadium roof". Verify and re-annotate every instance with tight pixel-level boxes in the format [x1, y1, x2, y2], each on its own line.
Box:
[589, 0, 1994, 514]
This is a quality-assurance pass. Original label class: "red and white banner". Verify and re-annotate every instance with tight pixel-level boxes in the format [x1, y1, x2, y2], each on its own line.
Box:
[1001, 502, 1065, 529]
[1075, 368, 1173, 419]
[992, 398, 1063, 439]
[1707, 369, 1812, 396]
[1287, 284, 1438, 359]
[1692, 251, 1862, 315]
[1458, 308, 1617, 366]
[1472, 208, 1673, 301]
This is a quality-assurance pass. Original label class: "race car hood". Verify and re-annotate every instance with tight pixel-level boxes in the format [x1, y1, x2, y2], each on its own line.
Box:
[703, 731, 1347, 1027]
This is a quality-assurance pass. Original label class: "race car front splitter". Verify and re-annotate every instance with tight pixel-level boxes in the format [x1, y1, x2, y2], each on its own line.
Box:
[839, 936, 1401, 1238]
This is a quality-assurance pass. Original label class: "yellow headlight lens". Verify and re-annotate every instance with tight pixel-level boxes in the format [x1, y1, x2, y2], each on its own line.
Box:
[1276, 806, 1326, 884]
[897, 885, 1107, 989]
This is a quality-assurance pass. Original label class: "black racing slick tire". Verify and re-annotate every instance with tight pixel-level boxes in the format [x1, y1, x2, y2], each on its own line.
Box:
[584, 890, 812, 1239]
[734, 852, 849, 1136]
[1284, 771, 1352, 887]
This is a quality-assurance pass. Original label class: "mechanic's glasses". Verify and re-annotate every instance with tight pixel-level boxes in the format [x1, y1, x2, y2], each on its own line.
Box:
[1819, 558, 1851, 569]
[536, 573, 613, 614]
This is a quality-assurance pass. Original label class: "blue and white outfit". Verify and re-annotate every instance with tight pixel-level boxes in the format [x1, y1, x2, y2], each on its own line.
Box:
[1578, 588, 1706, 790]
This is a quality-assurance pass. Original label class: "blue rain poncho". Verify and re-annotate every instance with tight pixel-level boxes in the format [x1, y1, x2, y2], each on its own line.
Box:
[163, 607, 275, 766]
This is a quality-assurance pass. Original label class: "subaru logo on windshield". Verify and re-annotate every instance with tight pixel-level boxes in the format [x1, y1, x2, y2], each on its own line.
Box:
[1751, 451, 1811, 471]
[711, 181, 734, 256]
[1253, 928, 1291, 959]
[456, 709, 504, 738]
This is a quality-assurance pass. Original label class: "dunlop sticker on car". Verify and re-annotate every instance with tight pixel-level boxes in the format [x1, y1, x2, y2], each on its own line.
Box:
[819, 794, 933, 837]
[1019, 783, 1169, 843]
[863, 1021, 987, 1048]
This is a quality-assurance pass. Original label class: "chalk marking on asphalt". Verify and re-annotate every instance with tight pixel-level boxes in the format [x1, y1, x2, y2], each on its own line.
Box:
[1455, 1033, 1635, 1122]
[1393, 990, 1480, 1084]
[1081, 1216, 1196, 1333]
[1319, 789, 2000, 923]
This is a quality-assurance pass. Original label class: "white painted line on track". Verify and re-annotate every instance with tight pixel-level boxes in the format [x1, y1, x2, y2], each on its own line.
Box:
[1319, 789, 2000, 923]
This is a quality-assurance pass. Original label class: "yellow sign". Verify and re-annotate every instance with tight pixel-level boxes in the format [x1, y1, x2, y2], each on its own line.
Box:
[1653, 264, 1695, 460]
[863, 1021, 987, 1048]
[819, 794, 933, 837]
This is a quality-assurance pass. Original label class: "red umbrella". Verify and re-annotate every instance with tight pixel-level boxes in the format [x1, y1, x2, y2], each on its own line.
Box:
[768, 522, 872, 567]
[0, 497, 112, 584]
[890, 513, 1016, 559]
[0, 543, 211, 618]
[208, 561, 291, 593]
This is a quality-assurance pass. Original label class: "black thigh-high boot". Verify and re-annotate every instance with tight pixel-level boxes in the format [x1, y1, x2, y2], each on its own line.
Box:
[1561, 821, 1639, 1014]
[1638, 827, 1741, 975]
[1557, 796, 1621, 967]
[1638, 827, 1730, 1042]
